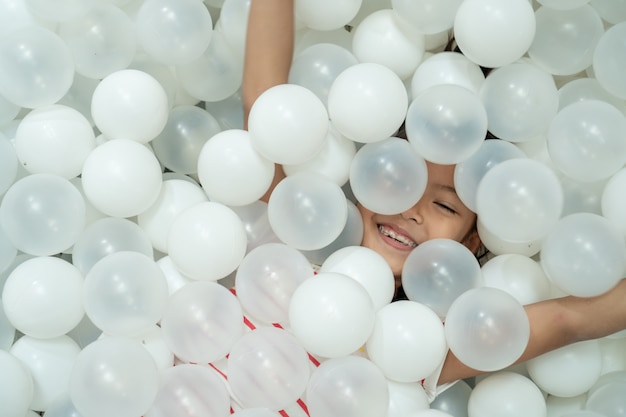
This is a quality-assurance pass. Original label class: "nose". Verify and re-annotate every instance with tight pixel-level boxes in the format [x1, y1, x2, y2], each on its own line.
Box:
[401, 201, 424, 225]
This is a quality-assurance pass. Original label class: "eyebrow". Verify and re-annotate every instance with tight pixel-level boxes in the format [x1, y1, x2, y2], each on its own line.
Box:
[434, 184, 457, 194]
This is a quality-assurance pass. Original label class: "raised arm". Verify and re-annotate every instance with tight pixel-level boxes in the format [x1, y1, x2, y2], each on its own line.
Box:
[438, 278, 626, 384]
[242, 0, 295, 200]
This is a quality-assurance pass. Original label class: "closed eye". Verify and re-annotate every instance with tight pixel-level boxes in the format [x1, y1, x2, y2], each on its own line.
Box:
[435, 202, 457, 215]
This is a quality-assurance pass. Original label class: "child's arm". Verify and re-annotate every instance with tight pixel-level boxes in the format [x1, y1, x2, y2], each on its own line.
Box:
[438, 278, 626, 384]
[242, 0, 295, 201]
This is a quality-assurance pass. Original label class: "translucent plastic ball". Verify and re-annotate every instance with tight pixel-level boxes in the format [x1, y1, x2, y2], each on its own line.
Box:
[81, 139, 163, 218]
[10, 335, 81, 412]
[231, 409, 281, 417]
[601, 168, 626, 239]
[176, 30, 244, 103]
[288, 43, 358, 106]
[306, 355, 389, 417]
[0, 93, 20, 125]
[528, 5, 604, 76]
[229, 200, 281, 254]
[150, 105, 222, 175]
[145, 364, 230, 417]
[429, 379, 472, 417]
[248, 84, 329, 165]
[454, 138, 526, 213]
[558, 77, 626, 114]
[392, 0, 463, 35]
[198, 129, 275, 206]
[585, 379, 626, 417]
[0, 225, 17, 279]
[57, 73, 100, 125]
[540, 213, 626, 297]
[0, 349, 34, 417]
[295, 0, 361, 31]
[476, 158, 563, 243]
[228, 327, 311, 410]
[299, 199, 364, 266]
[72, 216, 153, 276]
[283, 123, 357, 187]
[559, 172, 607, 218]
[590, 0, 626, 25]
[327, 62, 408, 143]
[135, 0, 213, 65]
[0, 26, 74, 108]
[235, 243, 314, 325]
[15, 104, 96, 179]
[203, 89, 244, 130]
[83, 252, 169, 337]
[137, 179, 208, 254]
[593, 22, 626, 100]
[160, 281, 244, 364]
[405, 411, 454, 417]
[453, 0, 536, 68]
[405, 84, 487, 164]
[288, 272, 375, 358]
[2, 256, 84, 339]
[267, 172, 348, 251]
[410, 51, 486, 98]
[58, 4, 137, 79]
[0, 301, 15, 352]
[167, 201, 247, 281]
[476, 218, 543, 258]
[386, 379, 430, 417]
[351, 9, 426, 80]
[547, 100, 626, 183]
[366, 300, 447, 382]
[445, 287, 530, 372]
[217, 0, 250, 58]
[537, 0, 590, 9]
[349, 137, 428, 215]
[320, 245, 395, 311]
[0, 135, 18, 196]
[481, 254, 552, 305]
[401, 239, 482, 319]
[91, 69, 169, 143]
[479, 61, 559, 143]
[468, 372, 546, 417]
[0, 173, 86, 256]
[24, 0, 92, 22]
[69, 337, 159, 417]
[526, 340, 603, 397]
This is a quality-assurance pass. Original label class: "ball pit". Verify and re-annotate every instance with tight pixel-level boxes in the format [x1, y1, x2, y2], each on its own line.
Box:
[1, 0, 626, 416]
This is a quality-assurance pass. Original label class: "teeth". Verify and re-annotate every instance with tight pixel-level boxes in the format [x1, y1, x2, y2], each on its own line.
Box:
[379, 225, 417, 248]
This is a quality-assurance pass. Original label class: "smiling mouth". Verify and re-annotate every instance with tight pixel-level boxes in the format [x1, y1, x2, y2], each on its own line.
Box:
[378, 225, 417, 248]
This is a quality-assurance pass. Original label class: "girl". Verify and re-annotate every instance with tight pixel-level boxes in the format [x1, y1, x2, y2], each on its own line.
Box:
[242, 0, 626, 398]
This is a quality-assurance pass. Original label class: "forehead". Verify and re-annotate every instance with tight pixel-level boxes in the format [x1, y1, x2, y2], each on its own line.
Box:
[426, 161, 455, 186]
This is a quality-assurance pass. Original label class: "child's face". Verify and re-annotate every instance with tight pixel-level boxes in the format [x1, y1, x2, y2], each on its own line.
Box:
[358, 162, 480, 278]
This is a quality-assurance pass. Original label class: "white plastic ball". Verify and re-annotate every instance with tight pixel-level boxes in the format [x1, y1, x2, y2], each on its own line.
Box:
[197, 129, 275, 206]
[453, 0, 536, 68]
[248, 84, 329, 165]
[327, 62, 408, 143]
[3, 256, 84, 339]
[288, 272, 375, 358]
[91, 69, 169, 143]
[15, 104, 96, 179]
[366, 300, 447, 382]
[82, 139, 163, 218]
